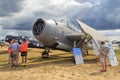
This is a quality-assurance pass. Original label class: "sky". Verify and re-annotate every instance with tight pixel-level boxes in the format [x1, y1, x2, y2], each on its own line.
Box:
[0, 0, 120, 40]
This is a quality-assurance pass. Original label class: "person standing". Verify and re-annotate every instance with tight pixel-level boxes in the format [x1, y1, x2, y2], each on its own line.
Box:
[20, 39, 29, 64]
[8, 40, 13, 66]
[99, 41, 110, 72]
[9, 40, 20, 66]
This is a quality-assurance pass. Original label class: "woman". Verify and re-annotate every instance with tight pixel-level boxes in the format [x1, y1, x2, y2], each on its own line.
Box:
[99, 41, 109, 72]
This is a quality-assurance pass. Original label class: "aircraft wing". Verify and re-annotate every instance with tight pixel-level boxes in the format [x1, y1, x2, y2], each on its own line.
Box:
[66, 20, 108, 55]
[77, 20, 108, 55]
[77, 20, 108, 41]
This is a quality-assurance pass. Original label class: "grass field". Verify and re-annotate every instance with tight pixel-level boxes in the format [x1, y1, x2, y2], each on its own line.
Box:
[0, 47, 120, 80]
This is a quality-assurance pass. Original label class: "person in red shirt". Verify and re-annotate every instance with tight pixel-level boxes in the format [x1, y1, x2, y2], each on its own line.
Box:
[20, 39, 29, 63]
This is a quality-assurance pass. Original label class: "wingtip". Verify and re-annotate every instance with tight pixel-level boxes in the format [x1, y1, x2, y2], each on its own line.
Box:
[76, 19, 79, 22]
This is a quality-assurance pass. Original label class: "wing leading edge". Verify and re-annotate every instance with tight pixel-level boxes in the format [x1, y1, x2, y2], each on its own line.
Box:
[66, 20, 108, 55]
[77, 20, 108, 55]
[77, 20, 108, 41]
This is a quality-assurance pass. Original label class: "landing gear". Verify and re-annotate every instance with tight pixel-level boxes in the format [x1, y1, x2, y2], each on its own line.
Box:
[41, 48, 50, 58]
[86, 49, 89, 55]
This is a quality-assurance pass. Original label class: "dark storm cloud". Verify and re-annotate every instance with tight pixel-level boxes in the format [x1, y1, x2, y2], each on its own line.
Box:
[3, 22, 33, 30]
[0, 0, 120, 31]
[0, 0, 23, 17]
[1, 16, 35, 30]
[74, 0, 120, 30]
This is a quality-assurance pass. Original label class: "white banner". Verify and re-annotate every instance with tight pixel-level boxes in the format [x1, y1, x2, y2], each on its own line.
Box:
[107, 42, 119, 66]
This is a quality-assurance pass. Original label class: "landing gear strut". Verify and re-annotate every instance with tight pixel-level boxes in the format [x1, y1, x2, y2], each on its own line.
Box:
[41, 48, 50, 58]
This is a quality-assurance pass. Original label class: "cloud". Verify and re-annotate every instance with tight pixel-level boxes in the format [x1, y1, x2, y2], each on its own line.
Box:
[99, 29, 120, 36]
[0, 0, 23, 17]
[0, 0, 120, 31]
[98, 29, 120, 41]
[77, 0, 120, 30]
[0, 29, 33, 39]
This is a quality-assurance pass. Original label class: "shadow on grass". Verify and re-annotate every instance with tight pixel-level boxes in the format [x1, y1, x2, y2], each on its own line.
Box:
[0, 54, 74, 72]
[0, 59, 74, 72]
[0, 51, 7, 55]
[118, 71, 120, 73]
[90, 71, 103, 76]
[84, 58, 99, 64]
[0, 60, 8, 65]
[0, 53, 99, 72]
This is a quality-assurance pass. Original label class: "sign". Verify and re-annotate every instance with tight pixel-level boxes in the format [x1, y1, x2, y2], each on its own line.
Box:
[73, 48, 84, 64]
[107, 42, 119, 66]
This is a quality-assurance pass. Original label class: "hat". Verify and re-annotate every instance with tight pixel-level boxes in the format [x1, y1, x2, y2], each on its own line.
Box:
[101, 41, 105, 45]
[22, 39, 26, 41]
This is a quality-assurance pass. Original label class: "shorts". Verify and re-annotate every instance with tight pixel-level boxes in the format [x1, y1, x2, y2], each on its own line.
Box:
[21, 51, 27, 56]
[10, 52, 14, 58]
[100, 57, 107, 62]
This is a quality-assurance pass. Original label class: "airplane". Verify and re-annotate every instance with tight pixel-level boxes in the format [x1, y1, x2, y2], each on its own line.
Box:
[32, 18, 108, 58]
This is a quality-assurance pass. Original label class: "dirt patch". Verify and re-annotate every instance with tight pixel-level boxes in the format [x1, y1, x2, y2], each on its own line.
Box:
[0, 47, 120, 80]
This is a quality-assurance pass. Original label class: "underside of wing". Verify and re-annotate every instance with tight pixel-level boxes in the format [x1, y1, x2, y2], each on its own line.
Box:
[66, 32, 92, 50]
[66, 33, 86, 40]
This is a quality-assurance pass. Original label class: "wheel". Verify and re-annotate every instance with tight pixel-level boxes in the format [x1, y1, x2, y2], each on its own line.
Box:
[41, 51, 49, 58]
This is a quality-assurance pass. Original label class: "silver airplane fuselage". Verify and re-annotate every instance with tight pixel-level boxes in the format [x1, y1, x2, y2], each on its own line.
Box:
[33, 18, 81, 51]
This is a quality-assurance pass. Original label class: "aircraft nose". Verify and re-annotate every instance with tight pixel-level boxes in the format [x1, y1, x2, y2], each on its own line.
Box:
[33, 19, 45, 35]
